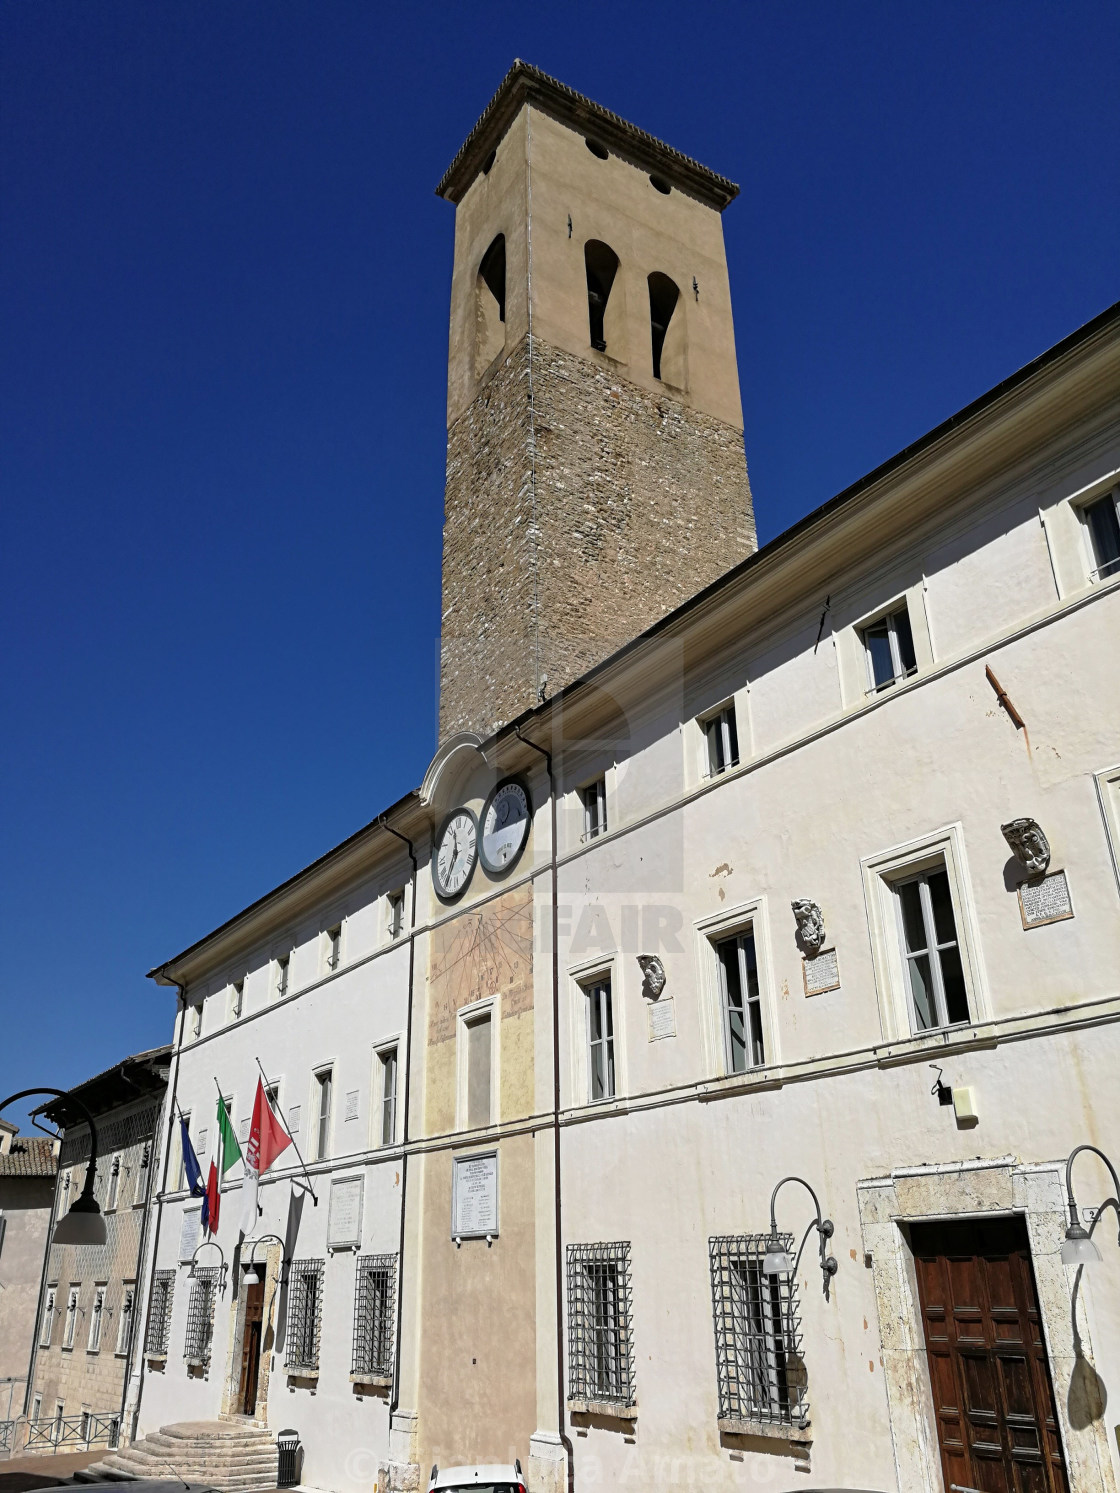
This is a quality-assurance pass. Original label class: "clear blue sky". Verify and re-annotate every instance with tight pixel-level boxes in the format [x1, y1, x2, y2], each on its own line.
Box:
[2, 2, 1117, 1131]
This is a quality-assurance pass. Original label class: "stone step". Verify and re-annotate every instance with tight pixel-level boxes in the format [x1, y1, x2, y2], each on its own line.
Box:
[81, 1421, 280, 1493]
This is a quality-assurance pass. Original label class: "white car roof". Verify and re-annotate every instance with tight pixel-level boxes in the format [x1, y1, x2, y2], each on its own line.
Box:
[430, 1467, 519, 1489]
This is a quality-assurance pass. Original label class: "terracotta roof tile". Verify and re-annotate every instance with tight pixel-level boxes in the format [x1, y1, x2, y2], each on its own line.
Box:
[0, 1136, 58, 1177]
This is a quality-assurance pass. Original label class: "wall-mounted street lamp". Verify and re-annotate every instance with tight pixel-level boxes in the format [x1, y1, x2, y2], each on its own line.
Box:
[1061, 1144, 1120, 1268]
[1, 1087, 106, 1246]
[188, 1239, 228, 1292]
[762, 1174, 839, 1299]
[242, 1234, 287, 1286]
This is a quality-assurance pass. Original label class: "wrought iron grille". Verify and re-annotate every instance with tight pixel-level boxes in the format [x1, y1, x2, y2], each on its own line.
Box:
[25, 1413, 120, 1450]
[58, 1102, 161, 1166]
[709, 1234, 807, 1428]
[184, 1267, 219, 1365]
[145, 1269, 175, 1356]
[285, 1259, 325, 1375]
[352, 1254, 396, 1377]
[566, 1242, 634, 1406]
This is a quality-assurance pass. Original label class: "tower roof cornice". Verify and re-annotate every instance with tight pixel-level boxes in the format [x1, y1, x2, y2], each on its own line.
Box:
[436, 60, 740, 210]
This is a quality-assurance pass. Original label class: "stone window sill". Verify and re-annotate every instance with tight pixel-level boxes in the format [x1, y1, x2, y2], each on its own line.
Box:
[145, 1353, 167, 1364]
[349, 1372, 392, 1388]
[718, 1416, 811, 1445]
[568, 1397, 637, 1422]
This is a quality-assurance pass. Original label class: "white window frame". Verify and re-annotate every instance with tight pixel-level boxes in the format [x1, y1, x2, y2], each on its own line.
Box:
[275, 951, 291, 1001]
[387, 890, 406, 942]
[694, 898, 779, 1079]
[860, 824, 989, 1043]
[133, 1144, 151, 1206]
[176, 1113, 191, 1193]
[40, 1286, 57, 1347]
[455, 994, 500, 1131]
[566, 953, 623, 1107]
[860, 600, 918, 694]
[105, 1155, 120, 1213]
[1078, 484, 1120, 583]
[584, 976, 616, 1103]
[374, 1043, 400, 1147]
[700, 701, 740, 779]
[581, 776, 608, 842]
[87, 1285, 106, 1353]
[229, 978, 244, 1021]
[31, 1394, 42, 1424]
[324, 922, 343, 974]
[63, 1286, 80, 1348]
[187, 1003, 202, 1042]
[115, 1282, 135, 1356]
[1095, 764, 1120, 902]
[310, 1067, 334, 1162]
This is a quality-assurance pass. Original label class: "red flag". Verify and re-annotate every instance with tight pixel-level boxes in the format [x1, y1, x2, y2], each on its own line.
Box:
[239, 1078, 293, 1234]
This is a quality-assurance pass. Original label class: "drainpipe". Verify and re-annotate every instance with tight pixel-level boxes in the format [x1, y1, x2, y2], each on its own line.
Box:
[378, 818, 418, 1428]
[515, 725, 575, 1493]
[129, 977, 187, 1444]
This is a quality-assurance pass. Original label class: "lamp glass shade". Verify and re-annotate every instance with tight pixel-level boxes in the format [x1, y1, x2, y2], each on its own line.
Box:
[762, 1239, 794, 1277]
[1060, 1225, 1102, 1268]
[54, 1195, 107, 1247]
[243, 1264, 261, 1286]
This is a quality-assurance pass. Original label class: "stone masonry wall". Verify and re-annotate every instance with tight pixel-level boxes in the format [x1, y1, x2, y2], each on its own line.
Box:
[439, 333, 755, 740]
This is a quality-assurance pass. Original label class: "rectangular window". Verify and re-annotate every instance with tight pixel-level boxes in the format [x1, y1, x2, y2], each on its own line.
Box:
[31, 1394, 42, 1424]
[566, 1242, 634, 1407]
[230, 979, 244, 1020]
[379, 1049, 398, 1147]
[861, 602, 917, 693]
[63, 1286, 80, 1349]
[285, 1260, 325, 1376]
[704, 706, 740, 777]
[184, 1268, 218, 1365]
[116, 1283, 135, 1356]
[276, 953, 290, 1000]
[352, 1254, 396, 1378]
[87, 1285, 107, 1352]
[893, 865, 970, 1031]
[582, 778, 608, 841]
[40, 1287, 57, 1348]
[388, 890, 405, 940]
[145, 1270, 175, 1357]
[585, 979, 615, 1102]
[54, 1404, 64, 1443]
[326, 924, 342, 971]
[1083, 489, 1120, 580]
[134, 1144, 151, 1206]
[716, 930, 765, 1072]
[465, 1012, 492, 1129]
[105, 1156, 120, 1213]
[188, 1004, 202, 1042]
[710, 1234, 806, 1428]
[313, 1069, 333, 1160]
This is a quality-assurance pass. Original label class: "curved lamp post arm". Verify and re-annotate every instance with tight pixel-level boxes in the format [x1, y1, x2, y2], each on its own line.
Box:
[1065, 1145, 1120, 1232]
[767, 1174, 839, 1300]
[242, 1233, 288, 1284]
[1, 1087, 101, 1202]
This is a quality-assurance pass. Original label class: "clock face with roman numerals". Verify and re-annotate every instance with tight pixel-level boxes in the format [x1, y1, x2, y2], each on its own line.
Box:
[433, 807, 478, 902]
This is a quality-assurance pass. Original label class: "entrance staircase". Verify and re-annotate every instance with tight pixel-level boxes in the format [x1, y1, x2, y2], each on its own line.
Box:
[80, 1420, 279, 1491]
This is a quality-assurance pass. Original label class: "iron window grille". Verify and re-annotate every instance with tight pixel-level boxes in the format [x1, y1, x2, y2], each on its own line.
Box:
[145, 1270, 175, 1356]
[285, 1259, 325, 1375]
[566, 1242, 634, 1407]
[709, 1234, 807, 1429]
[351, 1254, 397, 1377]
[184, 1267, 219, 1366]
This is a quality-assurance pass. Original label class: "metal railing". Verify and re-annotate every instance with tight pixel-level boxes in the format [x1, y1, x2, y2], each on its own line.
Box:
[0, 1420, 15, 1452]
[25, 1413, 120, 1451]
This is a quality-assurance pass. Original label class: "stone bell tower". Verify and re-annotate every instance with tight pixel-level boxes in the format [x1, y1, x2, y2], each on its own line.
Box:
[436, 62, 756, 740]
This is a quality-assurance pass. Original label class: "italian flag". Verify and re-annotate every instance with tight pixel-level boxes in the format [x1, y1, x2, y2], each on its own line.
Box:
[203, 1094, 241, 1235]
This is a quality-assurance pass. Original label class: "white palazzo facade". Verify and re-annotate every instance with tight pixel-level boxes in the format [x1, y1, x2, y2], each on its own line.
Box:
[126, 63, 1120, 1493]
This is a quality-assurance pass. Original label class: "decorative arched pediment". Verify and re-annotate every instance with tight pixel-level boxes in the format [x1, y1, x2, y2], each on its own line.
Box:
[420, 732, 488, 811]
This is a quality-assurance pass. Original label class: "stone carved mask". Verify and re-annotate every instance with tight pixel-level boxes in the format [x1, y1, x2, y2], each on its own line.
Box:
[1001, 817, 1051, 876]
[637, 955, 667, 1000]
[791, 899, 826, 957]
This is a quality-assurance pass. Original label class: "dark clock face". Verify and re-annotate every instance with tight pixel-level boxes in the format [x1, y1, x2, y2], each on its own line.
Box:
[433, 807, 479, 902]
[479, 777, 531, 877]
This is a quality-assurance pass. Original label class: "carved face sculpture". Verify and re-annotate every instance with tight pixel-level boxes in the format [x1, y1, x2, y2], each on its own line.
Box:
[1001, 817, 1051, 876]
[637, 954, 667, 1000]
[791, 899, 826, 957]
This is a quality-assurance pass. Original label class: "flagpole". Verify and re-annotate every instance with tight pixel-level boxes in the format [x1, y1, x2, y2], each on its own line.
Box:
[255, 1057, 318, 1205]
[212, 1079, 229, 1192]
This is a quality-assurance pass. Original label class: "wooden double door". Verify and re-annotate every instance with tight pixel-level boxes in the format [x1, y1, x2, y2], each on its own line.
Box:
[237, 1282, 265, 1417]
[912, 1215, 1068, 1493]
